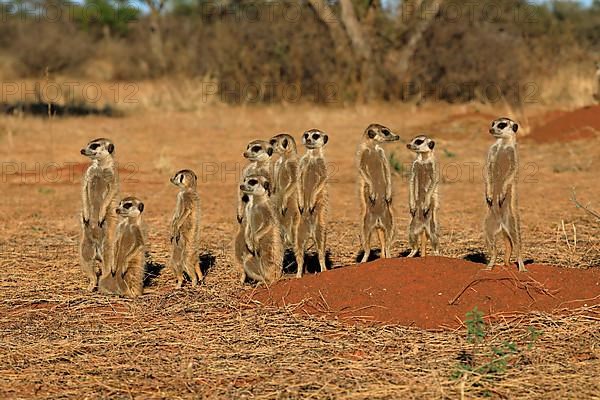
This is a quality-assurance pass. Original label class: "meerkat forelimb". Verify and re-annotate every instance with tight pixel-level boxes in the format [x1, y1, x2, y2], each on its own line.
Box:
[406, 135, 440, 258]
[79, 138, 119, 291]
[237, 140, 274, 224]
[169, 169, 202, 288]
[239, 175, 283, 284]
[269, 133, 300, 249]
[483, 118, 526, 272]
[357, 124, 400, 263]
[98, 196, 146, 298]
[295, 129, 329, 278]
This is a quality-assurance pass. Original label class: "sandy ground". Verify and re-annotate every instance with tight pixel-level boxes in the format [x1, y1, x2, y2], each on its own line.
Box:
[0, 103, 599, 398]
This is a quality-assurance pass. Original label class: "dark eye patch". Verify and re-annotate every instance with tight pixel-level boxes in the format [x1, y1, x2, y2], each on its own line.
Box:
[269, 139, 276, 146]
[414, 139, 424, 145]
[312, 133, 320, 140]
[248, 179, 258, 185]
[123, 203, 132, 209]
[252, 145, 261, 152]
[179, 174, 184, 183]
[497, 122, 507, 129]
[304, 133, 309, 138]
[90, 143, 100, 150]
[382, 129, 390, 135]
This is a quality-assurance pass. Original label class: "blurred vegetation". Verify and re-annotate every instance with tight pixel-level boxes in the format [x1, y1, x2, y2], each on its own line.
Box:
[0, 0, 598, 104]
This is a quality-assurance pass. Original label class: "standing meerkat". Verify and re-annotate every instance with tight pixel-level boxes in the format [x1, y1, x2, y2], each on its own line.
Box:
[357, 124, 400, 262]
[79, 138, 119, 291]
[484, 118, 526, 272]
[169, 169, 202, 288]
[98, 196, 146, 298]
[594, 61, 600, 103]
[269, 133, 300, 249]
[295, 129, 329, 278]
[406, 135, 440, 257]
[237, 140, 274, 224]
[239, 175, 282, 284]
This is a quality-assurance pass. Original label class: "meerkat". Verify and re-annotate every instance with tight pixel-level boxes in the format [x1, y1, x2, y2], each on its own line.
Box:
[295, 129, 329, 278]
[484, 118, 526, 272]
[269, 133, 300, 249]
[79, 138, 119, 291]
[594, 61, 600, 103]
[406, 135, 440, 257]
[98, 196, 146, 298]
[237, 140, 274, 224]
[169, 169, 202, 288]
[357, 124, 401, 262]
[239, 175, 282, 284]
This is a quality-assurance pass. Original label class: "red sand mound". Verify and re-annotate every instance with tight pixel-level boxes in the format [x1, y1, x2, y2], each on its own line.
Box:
[252, 257, 600, 329]
[527, 105, 600, 143]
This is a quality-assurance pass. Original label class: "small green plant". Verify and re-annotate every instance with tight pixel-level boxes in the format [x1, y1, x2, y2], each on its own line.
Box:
[465, 306, 485, 344]
[389, 152, 403, 174]
[443, 148, 456, 158]
[452, 307, 536, 383]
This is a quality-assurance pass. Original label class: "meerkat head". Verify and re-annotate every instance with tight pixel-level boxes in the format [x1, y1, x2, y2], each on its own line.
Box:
[269, 133, 297, 154]
[116, 196, 145, 218]
[364, 124, 400, 143]
[239, 175, 270, 197]
[170, 169, 197, 190]
[406, 135, 435, 153]
[80, 138, 115, 160]
[302, 129, 328, 150]
[489, 117, 518, 139]
[243, 140, 273, 161]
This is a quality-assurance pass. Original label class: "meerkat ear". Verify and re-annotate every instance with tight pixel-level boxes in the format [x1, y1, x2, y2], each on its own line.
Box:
[267, 147, 273, 156]
[282, 138, 288, 149]
[263, 181, 271, 196]
[107, 143, 115, 154]
[138, 202, 144, 213]
[428, 140, 435, 149]
[512, 123, 519, 133]
[367, 129, 376, 139]
[323, 135, 329, 144]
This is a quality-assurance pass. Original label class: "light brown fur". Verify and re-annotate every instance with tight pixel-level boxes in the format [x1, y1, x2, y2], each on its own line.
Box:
[270, 133, 300, 251]
[79, 138, 119, 291]
[169, 169, 202, 288]
[406, 135, 440, 257]
[484, 117, 526, 272]
[240, 175, 282, 284]
[357, 124, 400, 262]
[237, 140, 274, 224]
[295, 129, 329, 278]
[594, 61, 600, 103]
[98, 196, 146, 298]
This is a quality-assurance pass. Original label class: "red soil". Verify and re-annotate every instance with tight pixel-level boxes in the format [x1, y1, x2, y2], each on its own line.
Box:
[527, 105, 600, 143]
[252, 257, 600, 329]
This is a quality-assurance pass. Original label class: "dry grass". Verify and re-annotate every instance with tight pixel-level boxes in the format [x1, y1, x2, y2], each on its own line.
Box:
[0, 104, 599, 398]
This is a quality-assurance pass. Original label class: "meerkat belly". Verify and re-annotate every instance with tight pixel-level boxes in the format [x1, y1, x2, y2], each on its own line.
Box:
[490, 150, 512, 197]
[87, 174, 109, 220]
[366, 157, 387, 194]
[303, 162, 324, 200]
[414, 164, 433, 208]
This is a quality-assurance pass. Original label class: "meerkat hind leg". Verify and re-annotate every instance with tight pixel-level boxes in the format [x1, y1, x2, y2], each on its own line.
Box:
[360, 226, 372, 263]
[505, 216, 527, 273]
[376, 228, 387, 259]
[315, 224, 327, 273]
[420, 231, 427, 257]
[503, 233, 512, 266]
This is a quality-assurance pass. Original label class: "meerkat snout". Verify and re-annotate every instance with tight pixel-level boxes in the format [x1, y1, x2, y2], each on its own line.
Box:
[81, 138, 115, 159]
[243, 140, 273, 160]
[407, 135, 435, 152]
[302, 129, 328, 149]
[116, 197, 144, 217]
[240, 176, 270, 196]
[365, 124, 400, 142]
[489, 118, 518, 138]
